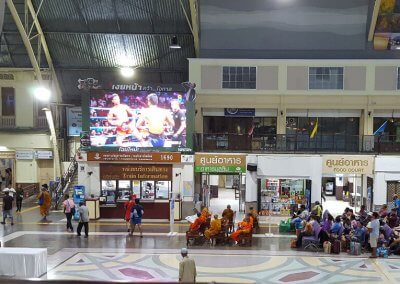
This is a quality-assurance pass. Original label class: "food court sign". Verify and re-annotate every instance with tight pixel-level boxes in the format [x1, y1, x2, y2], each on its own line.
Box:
[322, 155, 374, 174]
[195, 153, 246, 173]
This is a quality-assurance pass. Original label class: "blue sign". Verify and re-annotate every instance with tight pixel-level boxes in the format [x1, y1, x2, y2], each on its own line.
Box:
[73, 185, 85, 221]
[224, 108, 255, 116]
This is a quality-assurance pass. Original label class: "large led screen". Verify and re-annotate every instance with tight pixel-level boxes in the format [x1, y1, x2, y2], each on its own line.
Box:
[90, 91, 186, 149]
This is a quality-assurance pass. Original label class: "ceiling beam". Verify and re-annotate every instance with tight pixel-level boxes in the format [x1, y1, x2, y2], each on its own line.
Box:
[2, 30, 193, 36]
[188, 0, 199, 57]
[368, 0, 381, 42]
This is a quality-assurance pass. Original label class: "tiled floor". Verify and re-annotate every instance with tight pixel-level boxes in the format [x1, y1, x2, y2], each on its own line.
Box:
[1, 203, 400, 283]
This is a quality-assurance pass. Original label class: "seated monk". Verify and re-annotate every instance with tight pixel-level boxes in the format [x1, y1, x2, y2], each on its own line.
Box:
[247, 213, 254, 228]
[204, 214, 222, 239]
[249, 206, 258, 220]
[199, 207, 210, 222]
[229, 216, 253, 243]
[189, 213, 203, 232]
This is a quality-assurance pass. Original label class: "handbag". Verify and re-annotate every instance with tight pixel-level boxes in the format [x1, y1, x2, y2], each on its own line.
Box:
[38, 195, 44, 206]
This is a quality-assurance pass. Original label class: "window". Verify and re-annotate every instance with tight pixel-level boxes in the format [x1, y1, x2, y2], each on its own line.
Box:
[222, 66, 256, 89]
[397, 67, 400, 90]
[1, 87, 15, 116]
[309, 67, 344, 90]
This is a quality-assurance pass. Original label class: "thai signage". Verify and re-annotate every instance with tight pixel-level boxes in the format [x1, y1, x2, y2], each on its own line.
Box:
[100, 164, 172, 180]
[87, 152, 181, 163]
[195, 153, 246, 173]
[322, 155, 374, 174]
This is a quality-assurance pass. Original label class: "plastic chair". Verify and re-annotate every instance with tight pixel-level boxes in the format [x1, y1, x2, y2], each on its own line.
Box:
[302, 225, 321, 251]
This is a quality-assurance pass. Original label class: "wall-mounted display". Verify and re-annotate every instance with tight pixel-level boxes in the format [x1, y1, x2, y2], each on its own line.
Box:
[89, 90, 187, 150]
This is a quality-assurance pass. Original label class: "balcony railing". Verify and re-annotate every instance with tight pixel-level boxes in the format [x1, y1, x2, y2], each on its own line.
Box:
[194, 133, 382, 153]
[0, 115, 16, 128]
[35, 116, 48, 128]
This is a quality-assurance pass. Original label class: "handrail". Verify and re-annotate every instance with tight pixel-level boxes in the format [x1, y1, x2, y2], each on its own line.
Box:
[53, 149, 79, 209]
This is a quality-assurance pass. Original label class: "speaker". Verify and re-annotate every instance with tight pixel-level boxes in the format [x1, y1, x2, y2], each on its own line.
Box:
[247, 163, 257, 172]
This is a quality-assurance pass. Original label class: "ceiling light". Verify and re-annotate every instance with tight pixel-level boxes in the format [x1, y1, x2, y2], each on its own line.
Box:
[120, 67, 135, 78]
[169, 36, 181, 49]
[34, 86, 51, 101]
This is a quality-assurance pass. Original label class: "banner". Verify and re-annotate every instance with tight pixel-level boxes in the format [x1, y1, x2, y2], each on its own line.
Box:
[195, 153, 246, 173]
[67, 107, 82, 136]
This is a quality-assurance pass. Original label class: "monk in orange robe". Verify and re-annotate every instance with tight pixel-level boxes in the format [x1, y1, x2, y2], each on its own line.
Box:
[189, 213, 203, 232]
[229, 216, 253, 243]
[199, 207, 210, 223]
[204, 214, 222, 239]
[247, 213, 254, 228]
[38, 185, 51, 219]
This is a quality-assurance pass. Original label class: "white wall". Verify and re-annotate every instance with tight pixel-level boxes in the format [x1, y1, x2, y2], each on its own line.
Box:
[246, 155, 258, 202]
[374, 156, 400, 206]
[251, 155, 322, 203]
[16, 159, 38, 183]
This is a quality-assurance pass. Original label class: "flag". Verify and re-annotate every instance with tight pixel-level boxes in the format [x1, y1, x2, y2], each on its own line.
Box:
[310, 118, 318, 139]
[373, 120, 388, 135]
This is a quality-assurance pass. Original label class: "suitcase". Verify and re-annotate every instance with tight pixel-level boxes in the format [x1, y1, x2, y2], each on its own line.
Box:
[323, 241, 331, 254]
[349, 241, 361, 255]
[332, 240, 341, 254]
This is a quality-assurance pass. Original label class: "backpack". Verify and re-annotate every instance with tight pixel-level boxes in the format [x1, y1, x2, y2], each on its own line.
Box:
[131, 205, 143, 219]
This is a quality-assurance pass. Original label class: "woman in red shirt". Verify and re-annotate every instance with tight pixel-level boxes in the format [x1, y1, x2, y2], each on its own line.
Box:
[124, 196, 136, 232]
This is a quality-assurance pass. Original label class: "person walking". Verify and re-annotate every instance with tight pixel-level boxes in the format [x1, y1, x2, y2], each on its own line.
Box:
[1, 191, 14, 225]
[77, 201, 89, 238]
[179, 247, 197, 283]
[38, 184, 51, 220]
[129, 198, 144, 237]
[63, 194, 75, 232]
[124, 195, 135, 232]
[367, 212, 380, 258]
[15, 185, 24, 213]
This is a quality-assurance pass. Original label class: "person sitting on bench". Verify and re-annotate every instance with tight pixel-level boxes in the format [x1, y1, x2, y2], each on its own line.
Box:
[229, 216, 253, 244]
[204, 214, 221, 240]
[189, 213, 203, 232]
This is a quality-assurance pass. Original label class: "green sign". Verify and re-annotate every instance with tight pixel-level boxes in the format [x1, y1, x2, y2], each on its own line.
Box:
[195, 166, 245, 173]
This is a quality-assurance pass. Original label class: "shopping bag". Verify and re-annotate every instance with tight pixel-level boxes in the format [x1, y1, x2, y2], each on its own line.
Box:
[349, 241, 361, 255]
[323, 241, 332, 254]
[290, 238, 297, 248]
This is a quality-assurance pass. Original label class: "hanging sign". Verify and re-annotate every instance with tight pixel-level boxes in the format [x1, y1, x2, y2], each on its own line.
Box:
[195, 153, 246, 173]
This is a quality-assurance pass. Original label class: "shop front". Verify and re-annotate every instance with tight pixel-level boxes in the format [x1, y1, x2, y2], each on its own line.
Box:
[194, 153, 247, 214]
[78, 151, 191, 220]
[246, 155, 322, 216]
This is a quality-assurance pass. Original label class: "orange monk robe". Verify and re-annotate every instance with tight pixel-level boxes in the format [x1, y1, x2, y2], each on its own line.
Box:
[189, 217, 203, 232]
[229, 221, 252, 242]
[222, 208, 234, 223]
[38, 191, 51, 216]
[249, 209, 258, 220]
[204, 219, 222, 239]
[199, 207, 210, 223]
[248, 216, 254, 228]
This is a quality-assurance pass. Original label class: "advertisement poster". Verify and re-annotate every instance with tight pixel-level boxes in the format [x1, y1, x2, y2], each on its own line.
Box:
[374, 0, 400, 50]
[80, 131, 91, 151]
[89, 90, 187, 151]
[67, 107, 82, 136]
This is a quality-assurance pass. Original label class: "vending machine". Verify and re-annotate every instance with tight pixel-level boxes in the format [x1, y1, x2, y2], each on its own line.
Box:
[73, 185, 85, 221]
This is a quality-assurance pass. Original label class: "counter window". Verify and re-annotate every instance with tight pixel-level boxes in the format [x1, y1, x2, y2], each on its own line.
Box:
[141, 181, 155, 201]
[132, 181, 141, 197]
[156, 181, 171, 199]
[117, 180, 131, 201]
[102, 180, 117, 204]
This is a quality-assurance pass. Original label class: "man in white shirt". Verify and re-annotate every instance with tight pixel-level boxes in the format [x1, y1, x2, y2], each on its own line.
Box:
[367, 212, 380, 258]
[179, 248, 196, 283]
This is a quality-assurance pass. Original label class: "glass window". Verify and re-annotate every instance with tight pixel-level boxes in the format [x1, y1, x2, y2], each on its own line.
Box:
[101, 180, 117, 204]
[141, 181, 155, 201]
[1, 87, 15, 116]
[132, 180, 141, 198]
[117, 180, 131, 201]
[222, 66, 257, 89]
[309, 67, 344, 90]
[155, 181, 171, 199]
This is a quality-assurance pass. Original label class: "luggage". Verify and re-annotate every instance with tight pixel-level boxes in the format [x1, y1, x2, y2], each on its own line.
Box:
[377, 247, 389, 258]
[349, 241, 361, 255]
[290, 238, 297, 248]
[323, 241, 331, 254]
[279, 219, 291, 233]
[332, 240, 341, 254]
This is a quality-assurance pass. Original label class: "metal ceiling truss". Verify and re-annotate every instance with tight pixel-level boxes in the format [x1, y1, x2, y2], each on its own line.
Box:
[6, 0, 61, 178]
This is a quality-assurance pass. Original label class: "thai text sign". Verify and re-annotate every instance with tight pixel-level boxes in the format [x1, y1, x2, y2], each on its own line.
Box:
[87, 152, 181, 163]
[100, 164, 172, 180]
[322, 155, 374, 174]
[195, 153, 246, 173]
